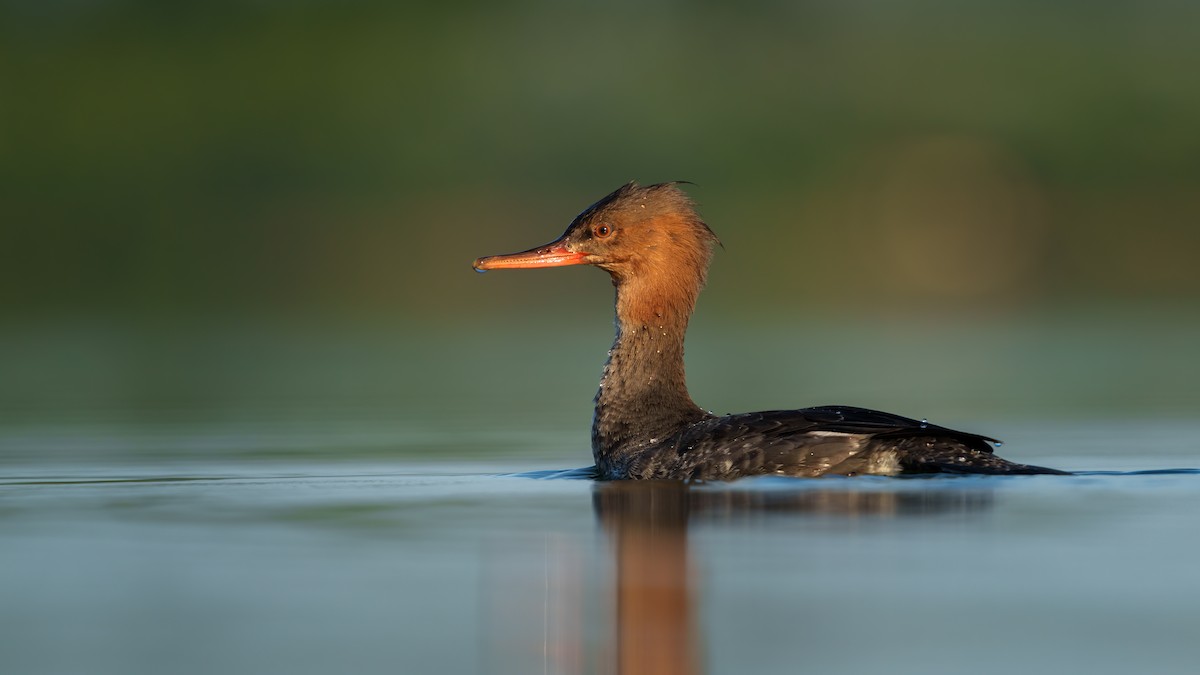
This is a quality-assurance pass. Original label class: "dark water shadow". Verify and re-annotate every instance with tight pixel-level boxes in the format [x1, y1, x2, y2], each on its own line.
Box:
[514, 465, 1200, 482]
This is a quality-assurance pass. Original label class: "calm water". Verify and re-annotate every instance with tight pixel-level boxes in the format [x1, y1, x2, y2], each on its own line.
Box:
[3, 420, 1199, 675]
[2, 318, 1199, 674]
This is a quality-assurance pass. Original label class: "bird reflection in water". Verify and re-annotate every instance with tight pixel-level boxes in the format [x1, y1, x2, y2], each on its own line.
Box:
[484, 480, 994, 674]
[595, 481, 697, 675]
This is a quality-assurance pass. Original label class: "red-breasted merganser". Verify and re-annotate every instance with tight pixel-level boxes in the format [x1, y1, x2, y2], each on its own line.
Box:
[472, 182, 1066, 480]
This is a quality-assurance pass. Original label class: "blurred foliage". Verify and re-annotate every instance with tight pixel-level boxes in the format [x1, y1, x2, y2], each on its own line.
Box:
[1, 0, 1198, 320]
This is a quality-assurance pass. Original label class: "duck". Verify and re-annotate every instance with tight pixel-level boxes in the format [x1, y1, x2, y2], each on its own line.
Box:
[473, 181, 1066, 480]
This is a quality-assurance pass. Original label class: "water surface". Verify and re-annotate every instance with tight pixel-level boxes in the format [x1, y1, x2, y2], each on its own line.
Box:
[2, 319, 1198, 674]
[3, 418, 1199, 675]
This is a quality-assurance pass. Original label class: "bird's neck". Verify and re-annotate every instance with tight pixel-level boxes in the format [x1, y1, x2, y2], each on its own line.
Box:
[592, 274, 708, 467]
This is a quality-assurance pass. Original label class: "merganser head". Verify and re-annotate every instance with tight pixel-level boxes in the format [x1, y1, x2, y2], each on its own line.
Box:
[472, 181, 719, 286]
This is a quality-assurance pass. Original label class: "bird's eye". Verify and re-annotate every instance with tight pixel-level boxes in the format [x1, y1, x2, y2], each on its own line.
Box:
[593, 224, 612, 238]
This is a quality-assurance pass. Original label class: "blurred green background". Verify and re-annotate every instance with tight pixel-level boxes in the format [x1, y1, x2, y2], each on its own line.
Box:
[2, 0, 1198, 438]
